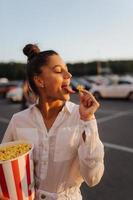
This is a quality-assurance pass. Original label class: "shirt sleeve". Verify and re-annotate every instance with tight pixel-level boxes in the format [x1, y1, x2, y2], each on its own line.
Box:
[78, 119, 104, 187]
[1, 116, 16, 143]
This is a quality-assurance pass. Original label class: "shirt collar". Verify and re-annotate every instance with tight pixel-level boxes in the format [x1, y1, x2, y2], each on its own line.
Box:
[63, 101, 75, 114]
[30, 101, 75, 114]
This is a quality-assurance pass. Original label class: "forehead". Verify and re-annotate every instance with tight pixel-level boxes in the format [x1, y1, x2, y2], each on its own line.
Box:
[46, 54, 66, 68]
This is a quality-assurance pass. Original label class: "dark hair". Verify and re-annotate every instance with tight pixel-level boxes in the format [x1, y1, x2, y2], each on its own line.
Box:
[23, 43, 58, 95]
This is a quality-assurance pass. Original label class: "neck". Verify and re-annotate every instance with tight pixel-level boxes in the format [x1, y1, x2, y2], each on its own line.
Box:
[37, 97, 65, 119]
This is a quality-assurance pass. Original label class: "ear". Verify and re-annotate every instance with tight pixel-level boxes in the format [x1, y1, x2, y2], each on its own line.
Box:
[33, 75, 44, 88]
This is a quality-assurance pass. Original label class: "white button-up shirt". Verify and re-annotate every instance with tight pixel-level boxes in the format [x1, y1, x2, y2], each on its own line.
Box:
[2, 101, 104, 200]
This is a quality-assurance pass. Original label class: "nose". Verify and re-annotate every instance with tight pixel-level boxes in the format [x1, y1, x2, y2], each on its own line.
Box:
[64, 71, 72, 79]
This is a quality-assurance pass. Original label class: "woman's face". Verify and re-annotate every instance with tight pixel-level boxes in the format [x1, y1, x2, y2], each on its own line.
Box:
[36, 54, 72, 101]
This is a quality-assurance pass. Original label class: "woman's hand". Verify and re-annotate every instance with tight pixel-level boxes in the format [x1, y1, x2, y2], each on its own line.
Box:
[79, 89, 100, 121]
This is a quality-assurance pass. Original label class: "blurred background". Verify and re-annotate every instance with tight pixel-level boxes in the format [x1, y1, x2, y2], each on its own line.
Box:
[0, 0, 133, 199]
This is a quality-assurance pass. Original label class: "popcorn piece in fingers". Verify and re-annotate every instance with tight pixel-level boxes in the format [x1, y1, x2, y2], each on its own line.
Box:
[76, 85, 84, 92]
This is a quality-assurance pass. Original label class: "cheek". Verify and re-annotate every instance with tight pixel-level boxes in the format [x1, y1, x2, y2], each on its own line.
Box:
[45, 76, 62, 89]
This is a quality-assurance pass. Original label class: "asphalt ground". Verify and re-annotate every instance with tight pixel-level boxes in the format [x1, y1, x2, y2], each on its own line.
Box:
[0, 95, 133, 200]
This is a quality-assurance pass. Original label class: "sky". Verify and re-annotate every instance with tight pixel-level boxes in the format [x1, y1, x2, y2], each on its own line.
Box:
[0, 0, 133, 63]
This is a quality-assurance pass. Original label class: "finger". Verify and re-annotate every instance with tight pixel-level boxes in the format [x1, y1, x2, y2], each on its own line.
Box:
[80, 93, 91, 107]
[82, 93, 96, 108]
[87, 98, 93, 107]
[80, 89, 97, 102]
[80, 90, 100, 110]
[82, 94, 92, 107]
[82, 97, 88, 107]
[90, 102, 100, 113]
[83, 91, 100, 108]
[88, 101, 100, 113]
[79, 91, 87, 104]
[92, 99, 100, 109]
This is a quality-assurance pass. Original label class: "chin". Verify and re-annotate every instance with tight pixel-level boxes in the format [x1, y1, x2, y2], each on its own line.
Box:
[63, 93, 70, 101]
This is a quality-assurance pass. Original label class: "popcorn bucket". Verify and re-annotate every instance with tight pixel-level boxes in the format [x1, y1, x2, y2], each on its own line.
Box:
[0, 140, 35, 200]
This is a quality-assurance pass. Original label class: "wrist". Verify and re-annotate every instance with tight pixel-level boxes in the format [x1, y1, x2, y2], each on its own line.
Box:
[80, 114, 95, 121]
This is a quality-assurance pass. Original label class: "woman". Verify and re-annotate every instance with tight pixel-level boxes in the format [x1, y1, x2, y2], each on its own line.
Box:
[2, 44, 104, 200]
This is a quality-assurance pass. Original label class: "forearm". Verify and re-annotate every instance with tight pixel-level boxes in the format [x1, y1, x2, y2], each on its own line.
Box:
[78, 119, 104, 187]
[78, 140, 104, 187]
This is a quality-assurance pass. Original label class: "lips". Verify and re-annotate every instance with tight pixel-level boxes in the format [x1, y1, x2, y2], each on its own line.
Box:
[62, 85, 75, 94]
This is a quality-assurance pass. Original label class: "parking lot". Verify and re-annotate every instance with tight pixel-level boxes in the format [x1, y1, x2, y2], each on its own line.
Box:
[0, 95, 133, 200]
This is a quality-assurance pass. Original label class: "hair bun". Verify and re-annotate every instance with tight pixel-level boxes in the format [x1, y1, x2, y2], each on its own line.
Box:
[23, 44, 40, 60]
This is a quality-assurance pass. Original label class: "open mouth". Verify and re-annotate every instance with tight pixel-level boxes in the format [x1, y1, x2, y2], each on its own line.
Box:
[61, 84, 75, 94]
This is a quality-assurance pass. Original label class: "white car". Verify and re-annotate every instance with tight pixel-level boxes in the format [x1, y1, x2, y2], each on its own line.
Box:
[90, 80, 133, 100]
[6, 87, 23, 102]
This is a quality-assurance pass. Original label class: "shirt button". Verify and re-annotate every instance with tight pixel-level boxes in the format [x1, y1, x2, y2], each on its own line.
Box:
[41, 194, 46, 199]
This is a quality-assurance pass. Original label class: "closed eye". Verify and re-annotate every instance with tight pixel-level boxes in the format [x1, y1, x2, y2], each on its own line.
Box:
[53, 65, 69, 74]
[54, 66, 62, 73]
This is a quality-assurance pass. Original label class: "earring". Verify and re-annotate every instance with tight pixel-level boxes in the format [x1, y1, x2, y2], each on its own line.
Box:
[41, 84, 44, 88]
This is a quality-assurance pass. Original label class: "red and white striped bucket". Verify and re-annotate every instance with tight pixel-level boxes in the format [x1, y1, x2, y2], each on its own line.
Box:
[0, 140, 35, 200]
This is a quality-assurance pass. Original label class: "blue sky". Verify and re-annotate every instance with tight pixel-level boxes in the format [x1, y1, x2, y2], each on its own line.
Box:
[1, 0, 133, 63]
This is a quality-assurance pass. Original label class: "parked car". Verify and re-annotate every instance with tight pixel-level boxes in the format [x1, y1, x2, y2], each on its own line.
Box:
[6, 81, 23, 102]
[84, 75, 110, 86]
[0, 78, 8, 83]
[6, 81, 37, 107]
[0, 81, 21, 98]
[90, 79, 133, 100]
